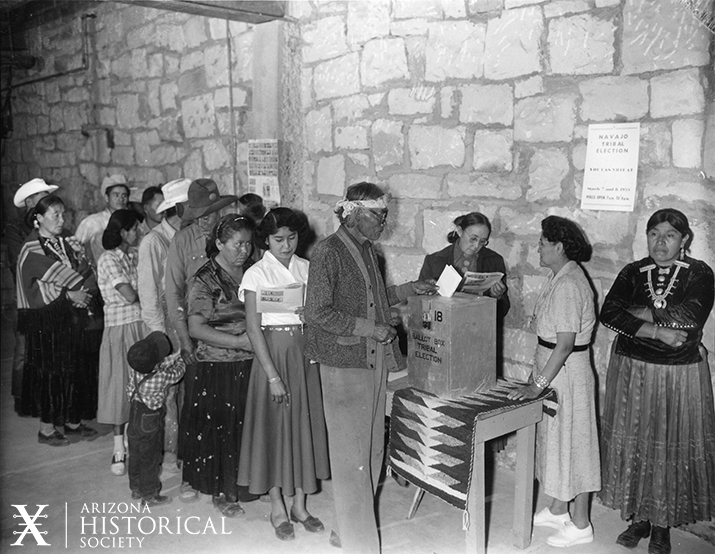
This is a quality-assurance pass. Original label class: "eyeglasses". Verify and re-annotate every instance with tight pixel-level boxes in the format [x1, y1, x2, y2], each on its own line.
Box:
[363, 209, 389, 225]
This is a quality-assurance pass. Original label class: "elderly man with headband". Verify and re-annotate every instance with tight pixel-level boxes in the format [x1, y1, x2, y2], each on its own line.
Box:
[305, 182, 437, 553]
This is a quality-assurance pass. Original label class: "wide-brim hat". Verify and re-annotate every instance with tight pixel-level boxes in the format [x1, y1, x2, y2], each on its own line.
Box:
[180, 178, 238, 222]
[127, 331, 171, 374]
[156, 178, 191, 214]
[14, 178, 58, 207]
[101, 174, 129, 196]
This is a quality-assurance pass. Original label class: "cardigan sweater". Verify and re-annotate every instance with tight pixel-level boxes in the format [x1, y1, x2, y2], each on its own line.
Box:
[419, 244, 511, 319]
[305, 225, 414, 370]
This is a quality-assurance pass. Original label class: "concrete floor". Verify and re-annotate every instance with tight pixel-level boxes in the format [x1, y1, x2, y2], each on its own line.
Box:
[0, 309, 713, 554]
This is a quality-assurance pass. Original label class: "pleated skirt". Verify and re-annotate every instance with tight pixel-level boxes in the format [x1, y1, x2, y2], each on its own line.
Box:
[238, 328, 329, 496]
[97, 320, 147, 425]
[599, 346, 715, 527]
[181, 359, 252, 500]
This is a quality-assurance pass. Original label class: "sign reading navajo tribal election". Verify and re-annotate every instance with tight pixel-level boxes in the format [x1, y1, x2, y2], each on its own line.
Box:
[581, 122, 640, 212]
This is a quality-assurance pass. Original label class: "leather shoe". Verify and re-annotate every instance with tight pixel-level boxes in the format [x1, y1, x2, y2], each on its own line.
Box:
[290, 508, 325, 533]
[271, 517, 295, 541]
[142, 494, 172, 508]
[617, 520, 651, 548]
[64, 423, 98, 439]
[38, 430, 70, 447]
[649, 526, 671, 554]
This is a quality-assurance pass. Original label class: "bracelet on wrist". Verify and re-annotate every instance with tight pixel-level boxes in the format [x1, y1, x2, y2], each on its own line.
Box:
[268, 376, 281, 384]
[651, 325, 659, 340]
[533, 374, 549, 390]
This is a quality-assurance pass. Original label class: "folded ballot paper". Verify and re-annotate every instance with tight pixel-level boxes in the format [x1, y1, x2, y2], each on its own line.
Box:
[256, 282, 305, 313]
[436, 265, 504, 298]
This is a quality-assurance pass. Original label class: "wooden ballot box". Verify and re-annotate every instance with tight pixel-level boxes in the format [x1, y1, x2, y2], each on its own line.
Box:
[406, 294, 496, 399]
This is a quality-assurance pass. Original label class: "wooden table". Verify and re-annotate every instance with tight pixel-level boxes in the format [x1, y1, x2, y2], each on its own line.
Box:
[388, 381, 550, 554]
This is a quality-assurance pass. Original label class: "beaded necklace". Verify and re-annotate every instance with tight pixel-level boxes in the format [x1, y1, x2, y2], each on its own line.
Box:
[41, 235, 72, 268]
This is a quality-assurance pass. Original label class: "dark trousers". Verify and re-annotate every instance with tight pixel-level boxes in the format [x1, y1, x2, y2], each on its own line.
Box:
[127, 400, 166, 499]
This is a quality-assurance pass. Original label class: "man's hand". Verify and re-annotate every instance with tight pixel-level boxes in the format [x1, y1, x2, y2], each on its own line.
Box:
[412, 279, 438, 295]
[373, 322, 397, 345]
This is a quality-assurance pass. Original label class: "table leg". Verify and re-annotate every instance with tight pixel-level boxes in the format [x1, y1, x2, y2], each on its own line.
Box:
[513, 423, 536, 549]
[466, 440, 486, 554]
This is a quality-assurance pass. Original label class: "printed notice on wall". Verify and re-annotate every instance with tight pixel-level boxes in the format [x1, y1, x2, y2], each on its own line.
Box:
[581, 122, 640, 212]
[248, 139, 280, 207]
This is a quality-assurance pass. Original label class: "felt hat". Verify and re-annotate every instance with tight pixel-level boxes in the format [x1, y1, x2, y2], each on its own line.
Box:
[127, 331, 171, 374]
[13, 178, 58, 208]
[100, 174, 129, 196]
[180, 179, 238, 222]
[156, 178, 191, 214]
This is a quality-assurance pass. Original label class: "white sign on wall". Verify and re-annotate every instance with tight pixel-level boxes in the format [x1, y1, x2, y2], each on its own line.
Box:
[580, 122, 640, 212]
[248, 139, 281, 207]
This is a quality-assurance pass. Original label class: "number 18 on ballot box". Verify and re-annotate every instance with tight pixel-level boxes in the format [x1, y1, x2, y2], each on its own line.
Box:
[406, 294, 496, 399]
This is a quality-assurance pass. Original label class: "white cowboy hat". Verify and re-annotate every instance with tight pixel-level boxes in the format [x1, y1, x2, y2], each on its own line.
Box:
[156, 178, 192, 214]
[13, 178, 59, 208]
[100, 174, 129, 196]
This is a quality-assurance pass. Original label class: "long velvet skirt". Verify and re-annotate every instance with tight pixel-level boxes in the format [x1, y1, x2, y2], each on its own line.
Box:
[599, 345, 715, 527]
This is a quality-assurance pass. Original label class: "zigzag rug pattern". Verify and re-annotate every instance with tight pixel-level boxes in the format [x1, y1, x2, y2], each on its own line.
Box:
[388, 380, 557, 511]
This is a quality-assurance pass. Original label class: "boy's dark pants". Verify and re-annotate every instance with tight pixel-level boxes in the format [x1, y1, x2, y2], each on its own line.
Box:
[127, 400, 166, 499]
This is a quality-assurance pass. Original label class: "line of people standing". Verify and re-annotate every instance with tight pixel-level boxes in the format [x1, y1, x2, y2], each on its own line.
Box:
[8, 173, 714, 554]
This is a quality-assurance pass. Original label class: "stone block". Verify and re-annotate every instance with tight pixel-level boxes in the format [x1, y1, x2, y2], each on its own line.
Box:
[639, 122, 671, 167]
[705, 111, 715, 179]
[468, 0, 503, 14]
[202, 140, 230, 170]
[209, 18, 227, 40]
[183, 149, 204, 181]
[651, 69, 705, 119]
[472, 175, 523, 200]
[504, 328, 537, 364]
[116, 95, 141, 129]
[672, 119, 704, 169]
[131, 48, 149, 79]
[526, 147, 569, 201]
[135, 130, 160, 165]
[302, 67, 313, 110]
[306, 106, 333, 153]
[184, 17, 207, 49]
[348, 0, 390, 45]
[408, 125, 465, 170]
[642, 179, 714, 207]
[303, 16, 349, 63]
[155, 24, 186, 52]
[177, 68, 207, 99]
[473, 129, 514, 172]
[459, 84, 513, 125]
[317, 155, 346, 196]
[65, 87, 89, 103]
[161, 83, 178, 112]
[522, 273, 548, 314]
[391, 19, 429, 36]
[388, 87, 437, 116]
[381, 201, 419, 248]
[548, 14, 615, 75]
[361, 38, 409, 88]
[205, 44, 230, 88]
[515, 76, 543, 99]
[388, 174, 442, 199]
[394, 0, 442, 19]
[577, 210, 630, 245]
[333, 94, 370, 123]
[57, 132, 85, 152]
[514, 94, 576, 143]
[440, 86, 455, 119]
[573, 141, 587, 171]
[372, 119, 404, 171]
[181, 94, 216, 138]
[151, 145, 181, 167]
[232, 33, 254, 83]
[422, 208, 464, 253]
[544, 0, 590, 18]
[595, 0, 619, 6]
[425, 21, 485, 81]
[484, 7, 542, 80]
[158, 119, 182, 143]
[335, 125, 369, 150]
[314, 53, 361, 101]
[111, 146, 135, 166]
[579, 76, 648, 122]
[347, 153, 370, 169]
[147, 80, 161, 118]
[622, 0, 710, 74]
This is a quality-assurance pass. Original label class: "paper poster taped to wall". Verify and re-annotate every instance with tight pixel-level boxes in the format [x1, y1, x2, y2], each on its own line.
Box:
[248, 139, 280, 207]
[581, 122, 640, 212]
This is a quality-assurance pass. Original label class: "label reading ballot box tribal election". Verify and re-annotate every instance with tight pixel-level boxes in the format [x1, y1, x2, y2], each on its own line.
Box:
[407, 294, 496, 399]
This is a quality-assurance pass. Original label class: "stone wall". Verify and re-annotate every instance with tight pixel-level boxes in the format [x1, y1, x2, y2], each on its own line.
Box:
[291, 0, 715, 391]
[0, 2, 255, 226]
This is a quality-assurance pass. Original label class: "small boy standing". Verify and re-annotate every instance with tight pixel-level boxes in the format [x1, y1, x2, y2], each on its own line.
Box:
[126, 331, 185, 507]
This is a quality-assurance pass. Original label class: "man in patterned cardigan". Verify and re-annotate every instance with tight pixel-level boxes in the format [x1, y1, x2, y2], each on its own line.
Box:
[305, 182, 436, 554]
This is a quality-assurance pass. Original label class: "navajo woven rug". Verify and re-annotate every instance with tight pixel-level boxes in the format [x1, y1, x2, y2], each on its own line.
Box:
[388, 379, 557, 512]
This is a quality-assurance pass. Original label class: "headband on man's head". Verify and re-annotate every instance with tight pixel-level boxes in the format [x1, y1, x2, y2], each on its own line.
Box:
[334, 196, 388, 217]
